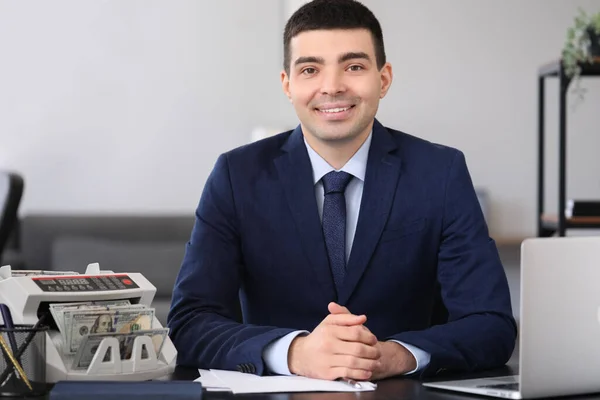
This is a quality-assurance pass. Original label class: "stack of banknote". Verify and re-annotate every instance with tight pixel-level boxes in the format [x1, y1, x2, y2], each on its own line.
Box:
[49, 300, 168, 370]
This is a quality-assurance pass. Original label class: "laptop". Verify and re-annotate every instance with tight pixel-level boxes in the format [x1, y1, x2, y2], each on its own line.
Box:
[423, 236, 600, 399]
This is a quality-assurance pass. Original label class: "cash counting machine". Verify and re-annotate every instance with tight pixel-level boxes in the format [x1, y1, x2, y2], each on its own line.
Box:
[0, 263, 177, 383]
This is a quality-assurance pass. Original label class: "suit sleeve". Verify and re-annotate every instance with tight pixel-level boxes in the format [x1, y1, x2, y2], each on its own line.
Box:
[167, 153, 296, 375]
[388, 150, 517, 377]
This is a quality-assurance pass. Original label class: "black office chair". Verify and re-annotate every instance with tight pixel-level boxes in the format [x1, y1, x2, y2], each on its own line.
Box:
[0, 171, 24, 265]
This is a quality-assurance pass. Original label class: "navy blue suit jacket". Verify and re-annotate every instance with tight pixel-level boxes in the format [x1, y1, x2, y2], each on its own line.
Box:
[167, 119, 517, 377]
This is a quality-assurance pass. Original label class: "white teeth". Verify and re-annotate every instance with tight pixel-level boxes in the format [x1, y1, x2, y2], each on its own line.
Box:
[320, 107, 350, 113]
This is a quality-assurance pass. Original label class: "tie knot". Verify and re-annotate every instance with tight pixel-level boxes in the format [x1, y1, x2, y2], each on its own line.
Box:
[322, 171, 353, 195]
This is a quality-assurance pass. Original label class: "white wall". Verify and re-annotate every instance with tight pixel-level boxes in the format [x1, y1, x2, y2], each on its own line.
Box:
[351, 0, 600, 239]
[1, 0, 599, 239]
[0, 0, 295, 214]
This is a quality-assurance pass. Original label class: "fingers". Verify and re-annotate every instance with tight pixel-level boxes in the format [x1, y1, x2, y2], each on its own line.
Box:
[323, 313, 366, 326]
[334, 325, 378, 346]
[333, 340, 380, 359]
[326, 303, 368, 330]
[328, 302, 351, 315]
[331, 354, 380, 372]
[328, 366, 373, 381]
[294, 309, 381, 381]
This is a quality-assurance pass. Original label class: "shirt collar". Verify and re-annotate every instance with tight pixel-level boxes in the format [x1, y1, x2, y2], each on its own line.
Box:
[304, 131, 372, 184]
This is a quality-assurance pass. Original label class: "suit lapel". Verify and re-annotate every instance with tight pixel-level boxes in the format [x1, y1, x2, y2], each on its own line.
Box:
[338, 120, 402, 305]
[273, 126, 336, 293]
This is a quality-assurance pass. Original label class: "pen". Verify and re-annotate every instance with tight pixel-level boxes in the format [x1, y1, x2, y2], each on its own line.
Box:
[0, 304, 18, 355]
[0, 335, 33, 391]
[0, 312, 49, 386]
[338, 378, 362, 389]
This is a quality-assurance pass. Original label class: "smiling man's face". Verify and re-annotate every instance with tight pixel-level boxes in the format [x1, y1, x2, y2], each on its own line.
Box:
[282, 28, 392, 145]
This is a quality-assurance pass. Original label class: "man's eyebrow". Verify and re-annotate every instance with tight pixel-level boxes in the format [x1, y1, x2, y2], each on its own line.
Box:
[338, 52, 371, 63]
[293, 52, 371, 67]
[294, 56, 325, 66]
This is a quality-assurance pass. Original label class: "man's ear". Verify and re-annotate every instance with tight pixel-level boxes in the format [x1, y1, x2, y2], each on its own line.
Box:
[281, 70, 292, 102]
[379, 62, 393, 99]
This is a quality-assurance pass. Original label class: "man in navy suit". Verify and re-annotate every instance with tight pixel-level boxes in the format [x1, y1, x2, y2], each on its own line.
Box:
[167, 0, 516, 381]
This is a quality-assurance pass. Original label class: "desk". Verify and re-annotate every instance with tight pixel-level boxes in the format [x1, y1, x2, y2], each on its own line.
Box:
[8, 361, 600, 400]
[171, 364, 519, 400]
[0, 364, 510, 400]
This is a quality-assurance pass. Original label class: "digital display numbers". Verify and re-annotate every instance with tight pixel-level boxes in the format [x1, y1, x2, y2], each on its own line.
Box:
[31, 274, 139, 292]
[56, 279, 89, 286]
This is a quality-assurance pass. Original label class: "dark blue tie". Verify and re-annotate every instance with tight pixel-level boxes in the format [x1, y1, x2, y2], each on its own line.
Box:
[321, 171, 353, 293]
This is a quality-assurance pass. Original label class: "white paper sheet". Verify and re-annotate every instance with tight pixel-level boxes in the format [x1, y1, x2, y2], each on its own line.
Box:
[195, 369, 231, 392]
[195, 369, 377, 394]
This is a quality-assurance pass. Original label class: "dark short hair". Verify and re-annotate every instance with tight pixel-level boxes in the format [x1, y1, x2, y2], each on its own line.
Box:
[283, 0, 386, 75]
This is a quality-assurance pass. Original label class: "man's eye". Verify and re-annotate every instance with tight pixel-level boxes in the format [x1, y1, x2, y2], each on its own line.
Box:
[302, 67, 317, 75]
[348, 65, 363, 72]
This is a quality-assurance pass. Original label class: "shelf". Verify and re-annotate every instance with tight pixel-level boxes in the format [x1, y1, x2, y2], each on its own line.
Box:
[538, 57, 600, 77]
[537, 57, 600, 237]
[541, 214, 600, 230]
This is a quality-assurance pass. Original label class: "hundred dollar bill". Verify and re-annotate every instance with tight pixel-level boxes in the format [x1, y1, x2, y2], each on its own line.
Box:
[71, 328, 169, 370]
[61, 304, 149, 353]
[66, 307, 154, 354]
[50, 300, 131, 339]
[50, 301, 132, 335]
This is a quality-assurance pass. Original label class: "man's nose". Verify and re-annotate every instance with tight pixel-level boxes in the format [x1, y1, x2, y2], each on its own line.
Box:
[320, 70, 346, 96]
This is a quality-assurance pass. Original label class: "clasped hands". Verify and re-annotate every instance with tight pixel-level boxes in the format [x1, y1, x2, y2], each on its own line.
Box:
[287, 302, 416, 381]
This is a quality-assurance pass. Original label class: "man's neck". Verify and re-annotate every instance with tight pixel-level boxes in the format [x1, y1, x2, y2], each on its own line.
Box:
[303, 126, 372, 170]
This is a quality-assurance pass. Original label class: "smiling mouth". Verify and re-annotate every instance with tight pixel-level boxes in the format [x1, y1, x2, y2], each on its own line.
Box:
[315, 105, 356, 113]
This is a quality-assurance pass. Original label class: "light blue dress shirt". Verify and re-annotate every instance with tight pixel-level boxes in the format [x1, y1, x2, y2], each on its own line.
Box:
[262, 132, 431, 376]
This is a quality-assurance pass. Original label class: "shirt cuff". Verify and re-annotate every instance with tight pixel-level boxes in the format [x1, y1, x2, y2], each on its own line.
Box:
[390, 340, 431, 374]
[262, 330, 309, 375]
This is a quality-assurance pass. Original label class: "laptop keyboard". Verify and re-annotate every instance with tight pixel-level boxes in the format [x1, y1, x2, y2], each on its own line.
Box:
[477, 382, 520, 391]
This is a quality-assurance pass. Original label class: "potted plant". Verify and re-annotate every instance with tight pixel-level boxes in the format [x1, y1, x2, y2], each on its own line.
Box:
[561, 8, 600, 99]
